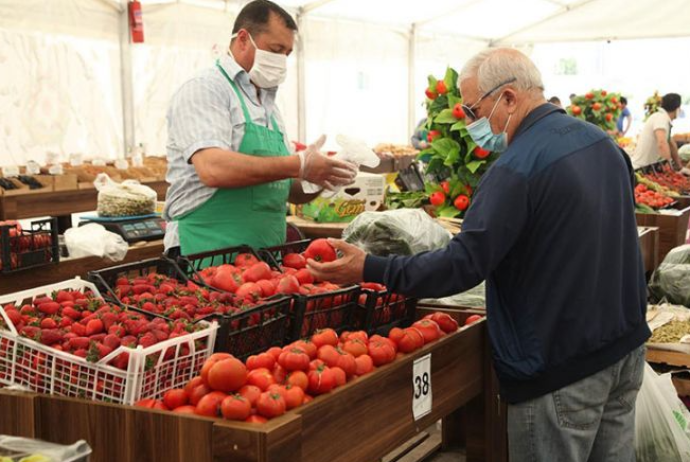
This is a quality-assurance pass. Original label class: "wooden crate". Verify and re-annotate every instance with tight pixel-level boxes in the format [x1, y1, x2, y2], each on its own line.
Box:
[638, 226, 660, 276]
[636, 203, 690, 263]
[0, 389, 37, 437]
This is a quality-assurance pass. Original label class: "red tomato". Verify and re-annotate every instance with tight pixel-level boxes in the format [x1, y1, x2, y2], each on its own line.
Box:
[317, 345, 341, 368]
[308, 366, 336, 395]
[267, 384, 289, 401]
[424, 312, 459, 333]
[163, 388, 189, 410]
[235, 253, 259, 268]
[429, 191, 446, 206]
[342, 339, 369, 358]
[245, 415, 268, 424]
[464, 314, 483, 326]
[286, 371, 309, 391]
[221, 394, 252, 421]
[454, 195, 470, 211]
[441, 181, 451, 194]
[211, 266, 243, 293]
[303, 239, 337, 263]
[236, 283, 262, 302]
[266, 346, 283, 361]
[290, 340, 318, 359]
[303, 394, 314, 405]
[284, 385, 305, 410]
[411, 319, 442, 343]
[368, 340, 396, 366]
[283, 253, 307, 269]
[272, 363, 287, 384]
[247, 368, 276, 391]
[436, 80, 448, 95]
[242, 262, 273, 283]
[246, 352, 276, 371]
[189, 383, 211, 406]
[295, 268, 315, 285]
[195, 391, 227, 417]
[134, 399, 168, 410]
[256, 392, 287, 418]
[398, 328, 425, 353]
[311, 329, 339, 348]
[331, 366, 346, 387]
[340, 331, 368, 344]
[369, 335, 397, 353]
[279, 348, 311, 371]
[173, 405, 197, 415]
[354, 354, 374, 376]
[207, 357, 247, 392]
[276, 275, 300, 295]
[335, 350, 357, 377]
[201, 353, 233, 385]
[256, 279, 277, 298]
[238, 385, 262, 406]
[473, 147, 490, 159]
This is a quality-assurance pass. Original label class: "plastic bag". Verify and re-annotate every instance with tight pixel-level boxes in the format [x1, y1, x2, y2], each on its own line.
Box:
[64, 223, 128, 262]
[343, 209, 451, 256]
[422, 281, 487, 308]
[0, 436, 91, 462]
[649, 245, 690, 307]
[635, 363, 690, 461]
[302, 135, 381, 194]
[94, 173, 156, 217]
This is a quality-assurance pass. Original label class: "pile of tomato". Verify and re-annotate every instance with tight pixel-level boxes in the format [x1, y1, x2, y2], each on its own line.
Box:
[643, 171, 690, 195]
[634, 184, 674, 209]
[136, 312, 484, 423]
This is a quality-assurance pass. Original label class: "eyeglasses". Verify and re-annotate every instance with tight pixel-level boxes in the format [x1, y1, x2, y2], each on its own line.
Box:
[462, 77, 517, 122]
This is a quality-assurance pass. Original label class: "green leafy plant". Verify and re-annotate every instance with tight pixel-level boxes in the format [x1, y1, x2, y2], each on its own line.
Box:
[567, 89, 622, 131]
[417, 68, 497, 218]
[644, 91, 662, 120]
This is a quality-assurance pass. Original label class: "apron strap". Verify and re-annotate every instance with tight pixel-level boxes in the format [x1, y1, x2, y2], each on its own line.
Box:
[216, 60, 282, 134]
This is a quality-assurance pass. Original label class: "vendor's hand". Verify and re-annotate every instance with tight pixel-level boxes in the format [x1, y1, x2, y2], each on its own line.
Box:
[298, 135, 358, 188]
[306, 239, 366, 285]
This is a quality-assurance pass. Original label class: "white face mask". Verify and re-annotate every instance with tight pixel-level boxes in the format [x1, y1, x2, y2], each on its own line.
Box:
[231, 32, 287, 89]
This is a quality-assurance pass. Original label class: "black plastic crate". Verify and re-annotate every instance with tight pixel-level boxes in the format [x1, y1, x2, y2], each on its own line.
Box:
[357, 289, 417, 336]
[214, 296, 292, 359]
[258, 239, 311, 269]
[289, 286, 360, 341]
[0, 218, 59, 273]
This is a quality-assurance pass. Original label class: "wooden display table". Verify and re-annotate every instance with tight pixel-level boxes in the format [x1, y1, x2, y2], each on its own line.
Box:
[636, 202, 690, 264]
[0, 312, 506, 462]
[638, 226, 660, 276]
[286, 215, 348, 239]
[646, 346, 690, 369]
[0, 239, 164, 295]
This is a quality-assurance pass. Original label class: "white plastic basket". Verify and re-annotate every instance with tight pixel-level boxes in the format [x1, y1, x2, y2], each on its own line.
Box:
[0, 278, 218, 405]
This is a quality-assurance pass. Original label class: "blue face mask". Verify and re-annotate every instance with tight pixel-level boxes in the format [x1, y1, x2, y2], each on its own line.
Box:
[466, 93, 512, 153]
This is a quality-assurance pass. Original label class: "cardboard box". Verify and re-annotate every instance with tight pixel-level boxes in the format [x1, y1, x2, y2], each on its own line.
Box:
[297, 173, 385, 223]
[53, 174, 79, 191]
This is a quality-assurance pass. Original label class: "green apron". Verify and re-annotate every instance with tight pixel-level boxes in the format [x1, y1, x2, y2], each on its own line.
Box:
[177, 61, 291, 256]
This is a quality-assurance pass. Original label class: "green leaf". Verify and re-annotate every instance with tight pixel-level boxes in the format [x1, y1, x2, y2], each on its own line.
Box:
[424, 182, 442, 194]
[426, 157, 444, 175]
[443, 68, 458, 93]
[447, 94, 462, 108]
[431, 138, 460, 159]
[450, 121, 467, 132]
[427, 75, 438, 90]
[466, 160, 486, 174]
[437, 204, 460, 218]
[444, 148, 460, 167]
[435, 109, 458, 124]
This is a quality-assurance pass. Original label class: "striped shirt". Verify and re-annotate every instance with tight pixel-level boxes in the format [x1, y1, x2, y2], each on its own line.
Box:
[163, 54, 291, 249]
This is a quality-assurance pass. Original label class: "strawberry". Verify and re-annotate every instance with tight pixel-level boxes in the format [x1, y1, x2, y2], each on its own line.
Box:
[121, 336, 138, 348]
[39, 329, 64, 345]
[69, 337, 91, 350]
[61, 307, 81, 320]
[40, 318, 57, 329]
[70, 322, 87, 337]
[55, 290, 73, 304]
[103, 334, 121, 350]
[108, 324, 125, 338]
[100, 312, 118, 330]
[37, 302, 60, 315]
[139, 332, 157, 348]
[5, 309, 22, 326]
[73, 349, 87, 358]
[86, 319, 104, 336]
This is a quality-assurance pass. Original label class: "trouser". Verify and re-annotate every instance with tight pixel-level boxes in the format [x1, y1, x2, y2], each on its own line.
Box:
[507, 345, 646, 462]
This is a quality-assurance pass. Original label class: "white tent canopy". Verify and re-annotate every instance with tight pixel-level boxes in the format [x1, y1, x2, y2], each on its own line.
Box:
[1, 0, 689, 165]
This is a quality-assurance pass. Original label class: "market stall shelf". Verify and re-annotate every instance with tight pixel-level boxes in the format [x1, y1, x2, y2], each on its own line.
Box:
[637, 226, 660, 276]
[635, 202, 690, 264]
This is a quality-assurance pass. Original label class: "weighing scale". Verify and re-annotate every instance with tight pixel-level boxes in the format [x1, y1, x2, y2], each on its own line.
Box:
[79, 214, 166, 243]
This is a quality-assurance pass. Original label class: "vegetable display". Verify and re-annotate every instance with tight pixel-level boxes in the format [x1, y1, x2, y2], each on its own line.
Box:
[567, 89, 622, 132]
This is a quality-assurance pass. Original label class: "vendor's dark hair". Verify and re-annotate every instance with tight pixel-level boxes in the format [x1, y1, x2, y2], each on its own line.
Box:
[662, 93, 682, 112]
[233, 0, 297, 35]
[620, 96, 627, 105]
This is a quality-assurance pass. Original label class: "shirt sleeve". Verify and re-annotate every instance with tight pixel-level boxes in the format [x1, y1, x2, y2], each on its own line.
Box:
[167, 78, 233, 163]
[651, 114, 670, 135]
[363, 165, 530, 298]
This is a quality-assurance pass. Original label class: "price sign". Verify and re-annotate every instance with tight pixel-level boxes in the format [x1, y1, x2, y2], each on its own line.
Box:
[412, 354, 432, 421]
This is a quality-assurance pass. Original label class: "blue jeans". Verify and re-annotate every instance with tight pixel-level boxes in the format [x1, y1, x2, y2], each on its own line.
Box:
[507, 345, 646, 462]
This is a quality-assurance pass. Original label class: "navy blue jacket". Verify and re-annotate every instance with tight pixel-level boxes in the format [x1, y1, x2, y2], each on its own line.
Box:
[364, 104, 650, 403]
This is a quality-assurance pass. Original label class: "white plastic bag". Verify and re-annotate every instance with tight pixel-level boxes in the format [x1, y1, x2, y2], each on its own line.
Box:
[94, 173, 157, 217]
[64, 223, 128, 262]
[635, 363, 690, 461]
[0, 436, 91, 462]
[302, 135, 381, 194]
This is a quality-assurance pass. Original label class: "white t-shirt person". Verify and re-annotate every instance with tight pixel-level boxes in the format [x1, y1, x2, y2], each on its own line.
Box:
[631, 108, 672, 169]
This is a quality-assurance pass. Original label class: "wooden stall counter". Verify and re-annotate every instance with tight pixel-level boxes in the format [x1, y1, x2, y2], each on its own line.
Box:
[0, 239, 164, 295]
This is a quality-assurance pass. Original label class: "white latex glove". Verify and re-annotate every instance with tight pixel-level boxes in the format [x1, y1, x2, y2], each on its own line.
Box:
[681, 167, 690, 177]
[298, 135, 358, 190]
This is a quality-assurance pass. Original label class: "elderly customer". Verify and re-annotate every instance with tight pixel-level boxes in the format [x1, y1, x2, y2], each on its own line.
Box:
[307, 48, 649, 462]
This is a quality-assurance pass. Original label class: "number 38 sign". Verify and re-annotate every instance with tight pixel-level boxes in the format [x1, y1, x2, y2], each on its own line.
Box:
[412, 354, 432, 420]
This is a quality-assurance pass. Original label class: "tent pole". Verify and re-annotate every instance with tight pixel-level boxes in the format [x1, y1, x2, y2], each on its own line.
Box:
[296, 9, 307, 143]
[118, 5, 135, 156]
[408, 24, 417, 141]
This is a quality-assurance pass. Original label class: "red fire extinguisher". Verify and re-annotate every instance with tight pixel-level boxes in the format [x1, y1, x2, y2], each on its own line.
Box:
[128, 1, 144, 43]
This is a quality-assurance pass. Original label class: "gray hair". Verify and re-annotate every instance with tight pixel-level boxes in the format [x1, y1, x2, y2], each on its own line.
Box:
[459, 48, 544, 94]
